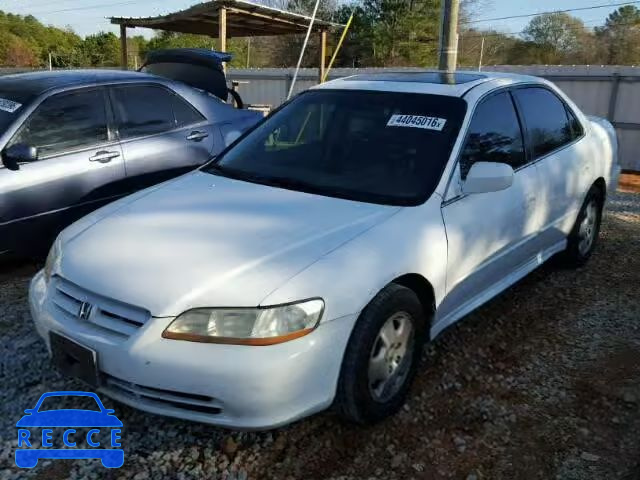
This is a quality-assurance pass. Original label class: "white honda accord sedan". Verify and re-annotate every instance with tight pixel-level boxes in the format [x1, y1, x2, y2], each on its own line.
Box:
[29, 71, 620, 429]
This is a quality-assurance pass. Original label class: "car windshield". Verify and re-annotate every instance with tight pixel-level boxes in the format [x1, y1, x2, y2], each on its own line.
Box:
[204, 90, 467, 206]
[37, 395, 101, 412]
[0, 92, 25, 134]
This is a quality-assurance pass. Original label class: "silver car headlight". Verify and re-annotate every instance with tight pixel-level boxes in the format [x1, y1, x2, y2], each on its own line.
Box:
[162, 299, 324, 345]
[43, 238, 61, 283]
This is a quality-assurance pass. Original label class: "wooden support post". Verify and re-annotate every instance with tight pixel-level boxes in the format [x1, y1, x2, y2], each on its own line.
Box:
[119, 24, 128, 70]
[218, 6, 227, 72]
[319, 29, 327, 83]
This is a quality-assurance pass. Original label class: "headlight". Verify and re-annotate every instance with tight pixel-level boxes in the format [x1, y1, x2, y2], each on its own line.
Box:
[162, 299, 324, 345]
[43, 238, 61, 283]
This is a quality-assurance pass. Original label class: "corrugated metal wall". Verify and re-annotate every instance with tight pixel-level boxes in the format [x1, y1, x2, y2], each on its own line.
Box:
[228, 66, 640, 171]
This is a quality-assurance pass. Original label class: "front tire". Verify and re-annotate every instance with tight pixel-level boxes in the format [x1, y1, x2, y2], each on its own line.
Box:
[561, 185, 604, 267]
[335, 284, 426, 424]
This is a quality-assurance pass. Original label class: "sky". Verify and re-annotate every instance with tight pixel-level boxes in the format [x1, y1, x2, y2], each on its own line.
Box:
[0, 0, 636, 38]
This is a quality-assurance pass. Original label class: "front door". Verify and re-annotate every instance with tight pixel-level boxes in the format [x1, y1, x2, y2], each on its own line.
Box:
[0, 87, 125, 253]
[109, 84, 214, 192]
[436, 90, 542, 329]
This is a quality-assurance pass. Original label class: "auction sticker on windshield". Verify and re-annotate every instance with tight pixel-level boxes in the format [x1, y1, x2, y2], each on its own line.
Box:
[0, 98, 21, 113]
[387, 114, 446, 131]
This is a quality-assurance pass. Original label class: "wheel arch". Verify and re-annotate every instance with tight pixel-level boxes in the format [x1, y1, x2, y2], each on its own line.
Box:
[593, 177, 607, 200]
[390, 273, 436, 325]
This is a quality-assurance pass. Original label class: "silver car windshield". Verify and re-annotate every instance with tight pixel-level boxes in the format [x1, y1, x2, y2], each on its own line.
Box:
[205, 90, 467, 206]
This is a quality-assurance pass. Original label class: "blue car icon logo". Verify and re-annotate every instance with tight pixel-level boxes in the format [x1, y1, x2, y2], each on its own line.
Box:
[16, 391, 124, 468]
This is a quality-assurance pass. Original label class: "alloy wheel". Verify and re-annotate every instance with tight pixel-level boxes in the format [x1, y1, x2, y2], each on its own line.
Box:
[368, 311, 415, 402]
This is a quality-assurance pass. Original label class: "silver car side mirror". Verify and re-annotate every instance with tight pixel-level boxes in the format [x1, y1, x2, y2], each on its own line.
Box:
[462, 161, 514, 195]
[2, 143, 38, 171]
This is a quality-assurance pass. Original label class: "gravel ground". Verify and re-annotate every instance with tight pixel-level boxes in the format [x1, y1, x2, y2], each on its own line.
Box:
[0, 190, 639, 480]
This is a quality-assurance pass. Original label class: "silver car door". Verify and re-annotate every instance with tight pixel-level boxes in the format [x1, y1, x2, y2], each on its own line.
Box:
[436, 90, 542, 328]
[109, 84, 215, 192]
[0, 87, 125, 253]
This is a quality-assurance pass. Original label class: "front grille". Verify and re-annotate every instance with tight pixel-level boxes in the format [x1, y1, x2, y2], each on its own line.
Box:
[102, 373, 222, 415]
[51, 276, 150, 338]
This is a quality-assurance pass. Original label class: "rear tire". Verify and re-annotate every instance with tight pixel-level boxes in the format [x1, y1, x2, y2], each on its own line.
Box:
[335, 283, 426, 424]
[561, 185, 604, 267]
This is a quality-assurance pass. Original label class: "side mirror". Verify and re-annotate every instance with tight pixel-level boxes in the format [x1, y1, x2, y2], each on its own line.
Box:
[2, 143, 38, 171]
[462, 161, 514, 195]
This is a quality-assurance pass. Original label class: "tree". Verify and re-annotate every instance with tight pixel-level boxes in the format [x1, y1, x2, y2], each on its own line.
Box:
[81, 32, 120, 67]
[458, 30, 518, 67]
[0, 10, 83, 67]
[1, 34, 38, 67]
[522, 13, 591, 64]
[596, 6, 640, 64]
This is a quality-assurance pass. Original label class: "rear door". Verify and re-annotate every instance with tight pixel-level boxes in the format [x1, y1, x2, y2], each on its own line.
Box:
[0, 87, 125, 252]
[109, 84, 214, 191]
[511, 86, 588, 246]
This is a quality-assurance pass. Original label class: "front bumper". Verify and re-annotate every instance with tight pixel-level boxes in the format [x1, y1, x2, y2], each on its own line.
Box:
[29, 271, 356, 430]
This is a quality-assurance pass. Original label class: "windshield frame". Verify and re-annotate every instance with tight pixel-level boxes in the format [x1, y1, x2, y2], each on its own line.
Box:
[203, 89, 467, 206]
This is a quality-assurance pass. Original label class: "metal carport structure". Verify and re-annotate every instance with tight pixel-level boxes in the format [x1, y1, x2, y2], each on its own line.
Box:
[110, 0, 342, 82]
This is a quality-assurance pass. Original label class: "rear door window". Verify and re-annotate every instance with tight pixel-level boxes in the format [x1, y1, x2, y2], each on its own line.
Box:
[171, 93, 205, 127]
[10, 88, 108, 158]
[460, 91, 526, 179]
[112, 85, 178, 139]
[513, 87, 573, 159]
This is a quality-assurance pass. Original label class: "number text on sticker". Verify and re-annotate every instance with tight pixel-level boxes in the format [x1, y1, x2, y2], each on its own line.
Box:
[387, 114, 447, 131]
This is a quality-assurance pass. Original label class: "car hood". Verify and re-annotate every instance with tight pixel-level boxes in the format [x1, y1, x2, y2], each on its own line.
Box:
[16, 410, 122, 428]
[59, 171, 399, 317]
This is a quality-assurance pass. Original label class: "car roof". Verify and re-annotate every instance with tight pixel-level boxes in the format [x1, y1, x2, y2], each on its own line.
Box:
[0, 69, 157, 103]
[312, 70, 543, 97]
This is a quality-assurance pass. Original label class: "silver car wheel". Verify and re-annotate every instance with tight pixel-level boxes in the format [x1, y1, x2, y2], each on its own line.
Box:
[368, 312, 415, 403]
[578, 200, 598, 256]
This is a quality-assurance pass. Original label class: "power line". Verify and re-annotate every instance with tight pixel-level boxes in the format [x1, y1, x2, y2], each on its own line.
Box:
[11, 0, 78, 10]
[28, 0, 154, 15]
[462, 0, 640, 25]
[458, 19, 640, 42]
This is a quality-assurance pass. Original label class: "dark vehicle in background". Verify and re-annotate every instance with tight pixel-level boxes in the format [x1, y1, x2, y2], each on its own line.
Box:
[0, 50, 261, 258]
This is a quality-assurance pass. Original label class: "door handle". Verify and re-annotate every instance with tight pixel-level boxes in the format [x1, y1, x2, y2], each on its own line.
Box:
[186, 131, 209, 142]
[89, 151, 120, 163]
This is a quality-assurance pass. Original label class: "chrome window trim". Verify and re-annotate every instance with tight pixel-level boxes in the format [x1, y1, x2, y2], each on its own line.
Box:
[442, 82, 587, 207]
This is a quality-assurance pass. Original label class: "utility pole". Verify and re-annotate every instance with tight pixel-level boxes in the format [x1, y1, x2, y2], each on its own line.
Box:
[438, 0, 460, 72]
[478, 37, 485, 71]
